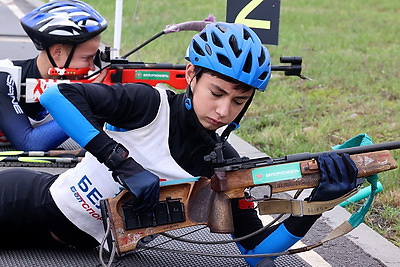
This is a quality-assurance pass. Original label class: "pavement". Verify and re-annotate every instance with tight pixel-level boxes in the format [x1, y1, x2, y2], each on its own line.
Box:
[0, 0, 399, 266]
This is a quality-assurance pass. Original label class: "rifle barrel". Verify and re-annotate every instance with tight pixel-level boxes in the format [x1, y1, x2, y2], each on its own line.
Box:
[289, 140, 400, 162]
[216, 140, 400, 171]
[108, 63, 297, 71]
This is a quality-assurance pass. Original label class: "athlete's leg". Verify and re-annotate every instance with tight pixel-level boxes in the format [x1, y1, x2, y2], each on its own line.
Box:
[0, 168, 61, 248]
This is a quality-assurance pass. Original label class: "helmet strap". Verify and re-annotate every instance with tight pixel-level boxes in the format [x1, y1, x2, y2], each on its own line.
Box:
[45, 48, 58, 68]
[184, 67, 203, 110]
[63, 45, 77, 69]
[46, 45, 77, 78]
[205, 90, 255, 166]
[220, 89, 255, 141]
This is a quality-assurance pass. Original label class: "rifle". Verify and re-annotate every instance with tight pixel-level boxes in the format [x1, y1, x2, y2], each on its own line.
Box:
[96, 56, 305, 90]
[21, 17, 308, 102]
[0, 150, 85, 166]
[23, 55, 305, 102]
[0, 149, 84, 157]
[100, 141, 399, 255]
[0, 156, 81, 164]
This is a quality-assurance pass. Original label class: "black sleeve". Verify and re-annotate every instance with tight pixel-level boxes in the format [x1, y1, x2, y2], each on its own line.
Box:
[43, 82, 160, 162]
[58, 82, 161, 130]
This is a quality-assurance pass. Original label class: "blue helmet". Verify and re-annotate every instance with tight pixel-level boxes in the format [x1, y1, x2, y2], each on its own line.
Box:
[187, 22, 271, 91]
[20, 0, 107, 50]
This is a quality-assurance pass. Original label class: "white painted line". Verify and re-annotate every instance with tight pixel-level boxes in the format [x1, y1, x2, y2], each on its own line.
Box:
[0, 0, 26, 18]
[0, 36, 31, 42]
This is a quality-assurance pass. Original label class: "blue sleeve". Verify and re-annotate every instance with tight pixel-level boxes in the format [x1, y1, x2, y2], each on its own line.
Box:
[0, 72, 69, 151]
[40, 85, 100, 147]
[236, 224, 302, 266]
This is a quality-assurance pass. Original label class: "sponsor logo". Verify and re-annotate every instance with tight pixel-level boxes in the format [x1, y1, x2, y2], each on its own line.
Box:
[252, 162, 302, 184]
[70, 175, 103, 220]
[6, 75, 23, 114]
[135, 71, 170, 80]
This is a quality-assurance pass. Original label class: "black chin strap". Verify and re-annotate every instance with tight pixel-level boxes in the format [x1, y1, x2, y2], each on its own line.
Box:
[206, 90, 255, 165]
[45, 45, 77, 78]
[45, 48, 58, 68]
[220, 90, 255, 141]
[63, 45, 76, 68]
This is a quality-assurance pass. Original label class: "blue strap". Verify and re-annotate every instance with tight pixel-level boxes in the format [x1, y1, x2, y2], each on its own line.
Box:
[160, 177, 200, 186]
[333, 133, 380, 228]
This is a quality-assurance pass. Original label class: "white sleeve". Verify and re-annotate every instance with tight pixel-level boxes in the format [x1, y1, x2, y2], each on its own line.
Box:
[0, 59, 22, 99]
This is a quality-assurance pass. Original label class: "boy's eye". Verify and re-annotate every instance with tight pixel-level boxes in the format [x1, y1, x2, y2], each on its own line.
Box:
[211, 90, 245, 105]
[83, 56, 94, 61]
[211, 91, 222, 97]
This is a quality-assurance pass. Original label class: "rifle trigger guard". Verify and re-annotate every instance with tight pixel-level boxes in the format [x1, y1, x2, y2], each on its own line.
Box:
[245, 185, 272, 201]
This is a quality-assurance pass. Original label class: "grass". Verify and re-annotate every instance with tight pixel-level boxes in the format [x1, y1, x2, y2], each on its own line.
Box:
[82, 0, 399, 246]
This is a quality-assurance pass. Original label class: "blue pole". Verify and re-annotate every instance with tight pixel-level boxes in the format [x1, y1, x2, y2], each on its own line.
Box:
[339, 181, 383, 207]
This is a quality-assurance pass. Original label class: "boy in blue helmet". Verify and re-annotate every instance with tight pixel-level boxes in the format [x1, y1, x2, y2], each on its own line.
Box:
[0, 0, 107, 150]
[0, 22, 357, 266]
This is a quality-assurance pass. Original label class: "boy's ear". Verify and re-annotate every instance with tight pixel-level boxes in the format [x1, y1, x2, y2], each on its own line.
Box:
[185, 63, 196, 84]
[47, 44, 65, 67]
[48, 44, 63, 60]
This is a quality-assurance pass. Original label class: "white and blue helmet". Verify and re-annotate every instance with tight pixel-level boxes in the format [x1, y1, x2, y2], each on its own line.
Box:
[20, 0, 107, 50]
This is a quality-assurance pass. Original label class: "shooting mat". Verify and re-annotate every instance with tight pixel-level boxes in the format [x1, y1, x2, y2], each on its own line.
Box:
[0, 226, 309, 267]
[0, 141, 309, 266]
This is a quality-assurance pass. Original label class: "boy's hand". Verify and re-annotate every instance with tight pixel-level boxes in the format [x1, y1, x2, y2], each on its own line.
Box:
[89, 68, 108, 83]
[308, 152, 358, 201]
[112, 157, 160, 211]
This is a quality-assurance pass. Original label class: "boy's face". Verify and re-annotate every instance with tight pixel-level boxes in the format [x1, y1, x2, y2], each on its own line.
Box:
[187, 64, 254, 131]
[54, 36, 101, 74]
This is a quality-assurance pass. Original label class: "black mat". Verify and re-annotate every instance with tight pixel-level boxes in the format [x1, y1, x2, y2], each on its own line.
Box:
[0, 226, 310, 267]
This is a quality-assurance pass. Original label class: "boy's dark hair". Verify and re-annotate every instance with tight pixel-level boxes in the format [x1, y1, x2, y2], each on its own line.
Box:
[194, 66, 255, 92]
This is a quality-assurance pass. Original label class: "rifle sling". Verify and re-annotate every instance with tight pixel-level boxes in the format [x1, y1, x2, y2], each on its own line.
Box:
[258, 189, 357, 216]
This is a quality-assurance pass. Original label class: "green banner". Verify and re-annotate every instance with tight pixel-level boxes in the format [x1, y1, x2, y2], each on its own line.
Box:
[135, 71, 170, 80]
[252, 162, 302, 184]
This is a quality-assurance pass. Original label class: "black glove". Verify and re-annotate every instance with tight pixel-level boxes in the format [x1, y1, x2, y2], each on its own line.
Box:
[112, 157, 160, 211]
[308, 152, 358, 201]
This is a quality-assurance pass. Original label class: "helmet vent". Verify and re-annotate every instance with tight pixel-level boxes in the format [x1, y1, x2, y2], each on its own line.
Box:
[243, 29, 252, 41]
[229, 35, 242, 58]
[193, 41, 205, 56]
[217, 53, 232, 68]
[211, 32, 223, 48]
[258, 48, 266, 66]
[205, 44, 212, 55]
[200, 32, 208, 42]
[216, 24, 228, 33]
[243, 52, 252, 73]
[258, 71, 269, 80]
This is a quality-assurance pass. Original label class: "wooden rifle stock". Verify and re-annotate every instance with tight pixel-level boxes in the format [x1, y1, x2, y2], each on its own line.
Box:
[218, 150, 397, 198]
[102, 150, 397, 255]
